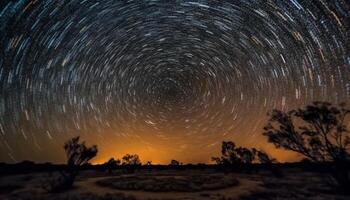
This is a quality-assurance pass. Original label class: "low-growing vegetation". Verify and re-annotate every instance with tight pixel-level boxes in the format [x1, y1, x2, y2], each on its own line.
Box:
[96, 174, 239, 192]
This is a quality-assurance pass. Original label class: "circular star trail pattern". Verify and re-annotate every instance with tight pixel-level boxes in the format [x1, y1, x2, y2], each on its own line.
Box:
[0, 0, 349, 163]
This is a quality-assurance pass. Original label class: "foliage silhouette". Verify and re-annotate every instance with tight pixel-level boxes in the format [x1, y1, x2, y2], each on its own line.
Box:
[256, 150, 277, 164]
[263, 101, 350, 192]
[43, 136, 98, 192]
[145, 161, 152, 166]
[121, 154, 141, 166]
[121, 154, 141, 173]
[212, 141, 279, 175]
[212, 141, 276, 165]
[104, 158, 120, 174]
[169, 159, 182, 166]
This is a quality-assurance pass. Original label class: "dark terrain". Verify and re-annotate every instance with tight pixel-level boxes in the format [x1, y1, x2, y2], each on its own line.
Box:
[1, 162, 349, 200]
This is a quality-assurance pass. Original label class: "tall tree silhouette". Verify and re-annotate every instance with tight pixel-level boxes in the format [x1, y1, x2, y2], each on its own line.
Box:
[43, 136, 98, 192]
[264, 101, 350, 191]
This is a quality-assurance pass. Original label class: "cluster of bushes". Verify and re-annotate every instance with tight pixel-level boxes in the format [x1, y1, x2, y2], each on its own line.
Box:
[211, 141, 276, 165]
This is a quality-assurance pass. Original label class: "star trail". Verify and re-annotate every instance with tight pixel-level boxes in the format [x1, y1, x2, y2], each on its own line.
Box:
[0, 0, 349, 164]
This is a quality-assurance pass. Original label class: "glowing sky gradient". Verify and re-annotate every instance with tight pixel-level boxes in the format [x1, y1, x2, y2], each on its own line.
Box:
[0, 0, 349, 164]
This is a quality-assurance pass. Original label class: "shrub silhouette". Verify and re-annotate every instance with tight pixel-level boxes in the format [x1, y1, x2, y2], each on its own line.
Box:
[64, 136, 98, 169]
[104, 158, 121, 174]
[121, 154, 141, 173]
[212, 141, 279, 175]
[145, 161, 152, 166]
[212, 141, 275, 165]
[121, 154, 141, 166]
[263, 101, 350, 191]
[43, 136, 98, 192]
[256, 150, 277, 164]
[169, 159, 182, 166]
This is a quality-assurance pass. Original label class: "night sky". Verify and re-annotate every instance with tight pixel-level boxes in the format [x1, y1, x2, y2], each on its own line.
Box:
[0, 0, 349, 164]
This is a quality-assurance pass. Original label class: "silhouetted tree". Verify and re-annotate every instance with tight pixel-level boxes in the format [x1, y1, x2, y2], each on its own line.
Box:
[212, 141, 279, 176]
[212, 157, 223, 165]
[64, 136, 98, 169]
[255, 150, 282, 177]
[263, 101, 350, 191]
[104, 158, 120, 174]
[43, 136, 98, 192]
[221, 141, 237, 164]
[145, 161, 152, 166]
[121, 154, 141, 173]
[256, 150, 277, 164]
[212, 141, 277, 173]
[235, 147, 257, 164]
[144, 161, 152, 172]
[212, 141, 269, 165]
[169, 159, 181, 166]
[121, 154, 141, 166]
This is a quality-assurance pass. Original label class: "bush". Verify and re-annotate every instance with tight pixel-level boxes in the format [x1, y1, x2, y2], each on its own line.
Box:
[42, 137, 98, 192]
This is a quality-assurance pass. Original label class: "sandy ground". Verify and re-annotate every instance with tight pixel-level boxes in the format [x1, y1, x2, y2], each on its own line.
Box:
[74, 173, 261, 199]
[0, 169, 349, 199]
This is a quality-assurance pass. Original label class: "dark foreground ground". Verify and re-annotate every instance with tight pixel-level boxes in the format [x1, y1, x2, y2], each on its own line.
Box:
[0, 164, 349, 200]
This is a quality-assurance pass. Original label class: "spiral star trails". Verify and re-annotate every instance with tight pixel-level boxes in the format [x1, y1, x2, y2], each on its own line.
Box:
[0, 0, 349, 163]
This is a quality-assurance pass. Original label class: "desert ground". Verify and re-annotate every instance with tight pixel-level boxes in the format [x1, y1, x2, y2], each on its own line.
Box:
[0, 168, 349, 200]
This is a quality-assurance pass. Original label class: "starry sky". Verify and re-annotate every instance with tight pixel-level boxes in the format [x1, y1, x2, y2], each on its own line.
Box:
[0, 0, 349, 164]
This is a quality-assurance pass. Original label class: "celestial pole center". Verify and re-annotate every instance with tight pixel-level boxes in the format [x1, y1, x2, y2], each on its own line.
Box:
[0, 0, 349, 164]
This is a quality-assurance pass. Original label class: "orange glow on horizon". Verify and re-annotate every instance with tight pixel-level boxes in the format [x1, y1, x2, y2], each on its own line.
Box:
[89, 133, 302, 165]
